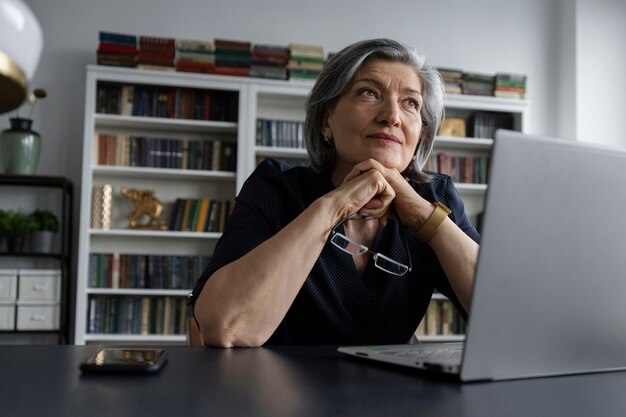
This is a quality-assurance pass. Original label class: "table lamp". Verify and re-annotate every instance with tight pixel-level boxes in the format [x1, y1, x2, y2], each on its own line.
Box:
[0, 0, 43, 114]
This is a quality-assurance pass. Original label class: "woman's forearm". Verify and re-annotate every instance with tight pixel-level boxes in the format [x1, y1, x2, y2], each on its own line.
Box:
[427, 218, 479, 311]
[195, 196, 342, 347]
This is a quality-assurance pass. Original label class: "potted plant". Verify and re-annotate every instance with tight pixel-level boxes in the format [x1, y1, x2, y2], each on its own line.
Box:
[29, 209, 59, 253]
[0, 209, 36, 253]
[0, 210, 7, 251]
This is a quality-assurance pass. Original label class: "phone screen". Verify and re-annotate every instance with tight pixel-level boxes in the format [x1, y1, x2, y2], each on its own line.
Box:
[80, 348, 167, 374]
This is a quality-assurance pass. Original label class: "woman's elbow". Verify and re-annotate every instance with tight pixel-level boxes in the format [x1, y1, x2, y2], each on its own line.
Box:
[199, 324, 269, 348]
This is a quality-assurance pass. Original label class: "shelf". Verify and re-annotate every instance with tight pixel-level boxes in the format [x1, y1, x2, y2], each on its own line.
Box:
[0, 252, 64, 258]
[435, 136, 494, 150]
[0, 174, 73, 188]
[95, 113, 237, 134]
[454, 183, 488, 194]
[93, 165, 237, 181]
[87, 288, 190, 296]
[255, 146, 308, 159]
[444, 93, 530, 112]
[89, 229, 222, 239]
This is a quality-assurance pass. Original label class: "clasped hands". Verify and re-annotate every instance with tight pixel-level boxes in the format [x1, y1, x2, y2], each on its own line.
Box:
[334, 159, 428, 229]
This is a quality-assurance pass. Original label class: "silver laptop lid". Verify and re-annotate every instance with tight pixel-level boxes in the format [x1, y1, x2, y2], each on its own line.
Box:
[461, 130, 626, 381]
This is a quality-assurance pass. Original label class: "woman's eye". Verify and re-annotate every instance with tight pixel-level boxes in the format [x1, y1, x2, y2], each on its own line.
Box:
[358, 88, 378, 99]
[405, 98, 420, 110]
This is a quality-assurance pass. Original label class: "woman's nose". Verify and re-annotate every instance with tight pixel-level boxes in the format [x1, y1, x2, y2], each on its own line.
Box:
[376, 99, 401, 126]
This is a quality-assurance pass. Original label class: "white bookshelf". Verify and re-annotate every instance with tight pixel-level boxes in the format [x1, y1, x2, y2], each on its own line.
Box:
[75, 66, 245, 344]
[75, 65, 529, 345]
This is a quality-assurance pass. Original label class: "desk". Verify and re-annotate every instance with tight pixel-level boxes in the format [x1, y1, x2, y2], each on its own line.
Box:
[1, 345, 625, 416]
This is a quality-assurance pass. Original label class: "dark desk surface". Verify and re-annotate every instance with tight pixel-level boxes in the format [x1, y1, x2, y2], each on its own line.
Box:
[1, 345, 626, 416]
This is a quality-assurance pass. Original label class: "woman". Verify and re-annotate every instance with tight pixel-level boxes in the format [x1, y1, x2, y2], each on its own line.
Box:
[190, 38, 480, 347]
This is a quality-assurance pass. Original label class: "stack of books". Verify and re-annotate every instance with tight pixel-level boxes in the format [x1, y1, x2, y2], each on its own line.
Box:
[462, 72, 495, 96]
[494, 73, 527, 99]
[175, 39, 216, 74]
[287, 43, 324, 81]
[97, 32, 137, 68]
[250, 44, 289, 80]
[137, 36, 176, 71]
[437, 67, 464, 94]
[214, 39, 251, 77]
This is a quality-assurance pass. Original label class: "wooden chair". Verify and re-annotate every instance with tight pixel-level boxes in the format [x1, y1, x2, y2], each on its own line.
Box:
[187, 317, 203, 346]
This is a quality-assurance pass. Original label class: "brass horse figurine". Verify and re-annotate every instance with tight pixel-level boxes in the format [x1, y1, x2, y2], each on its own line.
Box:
[120, 187, 167, 230]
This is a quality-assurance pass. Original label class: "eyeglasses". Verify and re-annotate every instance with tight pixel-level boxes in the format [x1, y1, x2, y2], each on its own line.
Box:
[329, 215, 412, 276]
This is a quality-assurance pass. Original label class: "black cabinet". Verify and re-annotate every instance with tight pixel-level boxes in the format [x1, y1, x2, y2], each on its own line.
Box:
[0, 174, 73, 344]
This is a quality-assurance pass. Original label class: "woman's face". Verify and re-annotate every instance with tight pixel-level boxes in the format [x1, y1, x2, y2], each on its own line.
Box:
[324, 60, 424, 178]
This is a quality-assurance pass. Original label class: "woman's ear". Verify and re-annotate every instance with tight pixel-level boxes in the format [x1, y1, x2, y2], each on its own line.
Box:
[322, 113, 333, 142]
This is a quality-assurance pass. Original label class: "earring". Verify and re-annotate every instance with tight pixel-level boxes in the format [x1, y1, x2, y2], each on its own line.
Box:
[324, 135, 333, 144]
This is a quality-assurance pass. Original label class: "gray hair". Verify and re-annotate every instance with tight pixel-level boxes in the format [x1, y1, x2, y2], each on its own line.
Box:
[304, 38, 444, 182]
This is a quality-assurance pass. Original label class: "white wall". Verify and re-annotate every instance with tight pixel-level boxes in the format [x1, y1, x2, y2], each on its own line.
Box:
[576, 0, 626, 147]
[10, 0, 563, 186]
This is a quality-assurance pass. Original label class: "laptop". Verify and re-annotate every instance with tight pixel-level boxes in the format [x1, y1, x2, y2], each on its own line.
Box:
[339, 130, 626, 381]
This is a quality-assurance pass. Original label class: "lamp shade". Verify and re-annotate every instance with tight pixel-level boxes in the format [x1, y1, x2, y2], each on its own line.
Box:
[0, 0, 43, 113]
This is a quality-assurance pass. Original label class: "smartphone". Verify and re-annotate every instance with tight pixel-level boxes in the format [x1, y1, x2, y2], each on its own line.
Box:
[79, 348, 168, 374]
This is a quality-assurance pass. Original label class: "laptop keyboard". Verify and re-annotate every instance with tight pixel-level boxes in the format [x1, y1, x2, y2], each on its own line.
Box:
[377, 345, 463, 361]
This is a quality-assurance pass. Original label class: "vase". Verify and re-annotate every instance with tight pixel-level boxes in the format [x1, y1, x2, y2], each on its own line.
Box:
[30, 231, 55, 253]
[1, 117, 41, 175]
[5, 236, 25, 254]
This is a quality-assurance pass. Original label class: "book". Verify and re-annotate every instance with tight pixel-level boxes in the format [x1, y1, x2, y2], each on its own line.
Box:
[211, 141, 222, 171]
[176, 60, 216, 74]
[287, 58, 324, 71]
[177, 50, 216, 63]
[186, 199, 201, 232]
[97, 52, 136, 67]
[99, 31, 137, 47]
[195, 199, 210, 232]
[98, 44, 137, 55]
[205, 199, 220, 232]
[289, 43, 324, 59]
[212, 66, 250, 77]
[179, 198, 194, 232]
[214, 38, 252, 53]
[176, 39, 215, 53]
[168, 198, 185, 231]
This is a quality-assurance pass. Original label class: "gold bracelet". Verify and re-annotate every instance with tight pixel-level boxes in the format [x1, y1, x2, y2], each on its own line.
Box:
[415, 202, 451, 242]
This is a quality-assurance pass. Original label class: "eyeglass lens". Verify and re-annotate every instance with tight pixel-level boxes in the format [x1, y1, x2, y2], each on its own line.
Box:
[373, 253, 409, 275]
[330, 234, 368, 256]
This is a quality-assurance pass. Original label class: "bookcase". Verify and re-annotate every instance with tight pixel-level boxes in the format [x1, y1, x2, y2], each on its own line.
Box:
[75, 65, 529, 345]
[75, 66, 247, 345]
[0, 175, 73, 344]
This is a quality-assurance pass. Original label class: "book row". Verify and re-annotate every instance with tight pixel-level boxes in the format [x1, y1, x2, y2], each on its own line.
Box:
[87, 295, 189, 335]
[256, 118, 305, 149]
[96, 83, 238, 122]
[89, 253, 211, 289]
[97, 31, 326, 81]
[97, 134, 237, 172]
[469, 111, 515, 139]
[169, 198, 233, 233]
[89, 184, 233, 232]
[425, 153, 490, 184]
[415, 298, 467, 337]
[438, 68, 527, 99]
